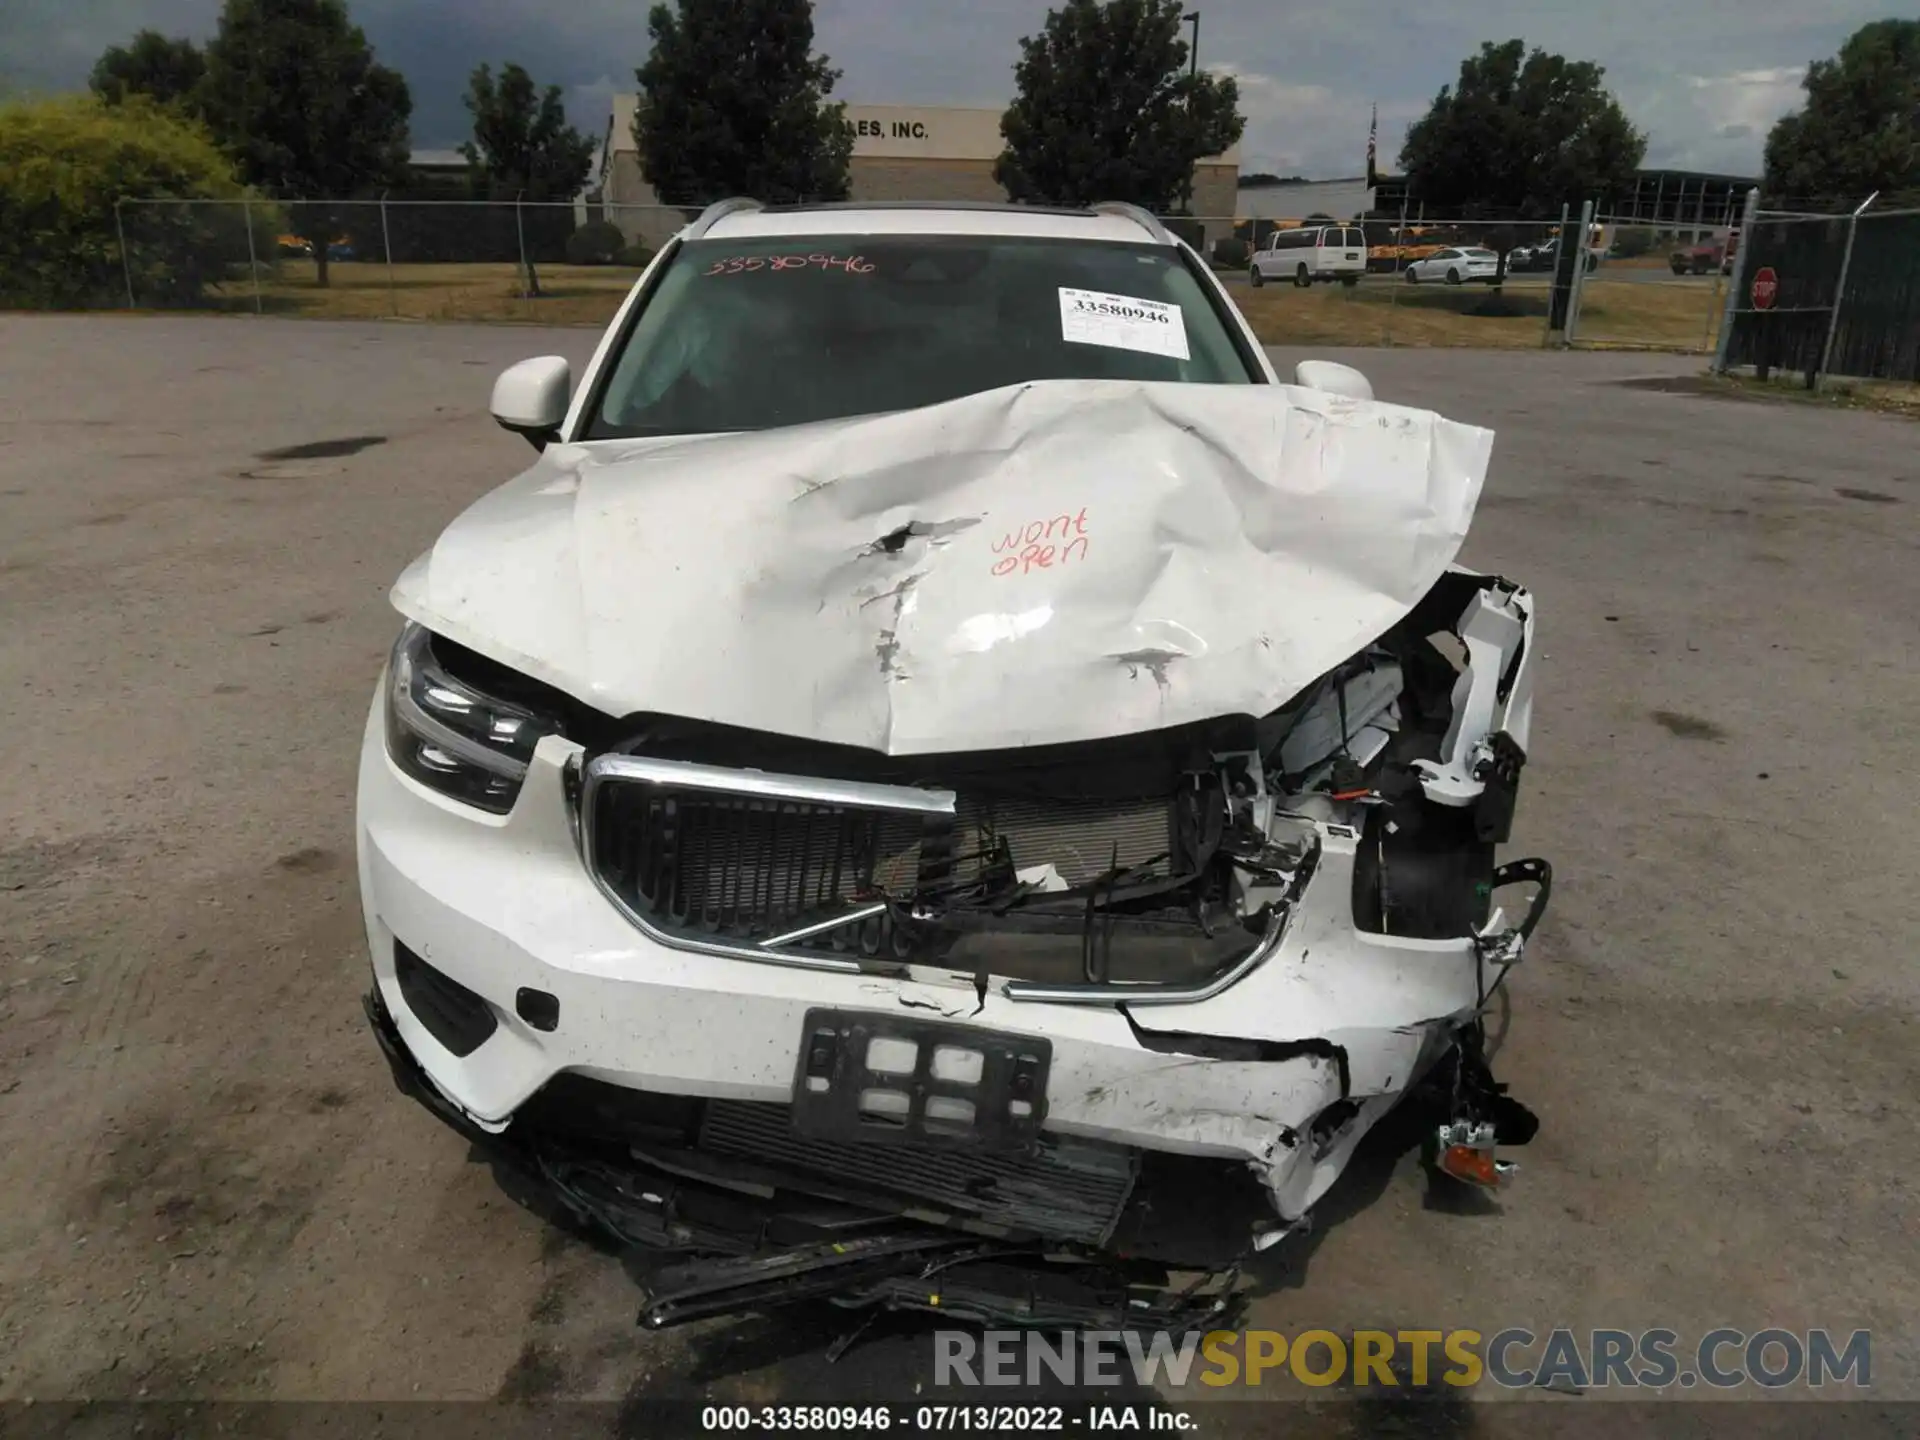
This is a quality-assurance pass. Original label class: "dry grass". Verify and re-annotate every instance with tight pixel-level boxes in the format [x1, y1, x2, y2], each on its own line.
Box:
[1611, 370, 1920, 421]
[1569, 279, 1729, 351]
[1719, 371, 1920, 419]
[1843, 378, 1920, 415]
[208, 259, 640, 326]
[1234, 274, 1726, 352]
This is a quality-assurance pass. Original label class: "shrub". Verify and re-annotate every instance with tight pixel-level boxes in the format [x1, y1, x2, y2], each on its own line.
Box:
[0, 94, 252, 308]
[614, 242, 654, 267]
[1211, 237, 1249, 267]
[564, 219, 626, 265]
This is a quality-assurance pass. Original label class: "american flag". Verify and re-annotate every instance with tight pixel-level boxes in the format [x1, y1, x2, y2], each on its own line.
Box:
[1366, 104, 1378, 188]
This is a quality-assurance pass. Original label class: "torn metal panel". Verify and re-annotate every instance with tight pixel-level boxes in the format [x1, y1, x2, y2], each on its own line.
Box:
[1069, 822, 1481, 1054]
[391, 378, 1492, 756]
[1415, 582, 1535, 808]
[1065, 1052, 1342, 1163]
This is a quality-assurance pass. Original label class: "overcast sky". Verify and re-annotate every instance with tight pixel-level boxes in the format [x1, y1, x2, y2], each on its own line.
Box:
[0, 0, 1894, 178]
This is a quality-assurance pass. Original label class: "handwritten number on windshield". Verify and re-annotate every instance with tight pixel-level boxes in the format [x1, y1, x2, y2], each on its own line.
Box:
[703, 254, 875, 276]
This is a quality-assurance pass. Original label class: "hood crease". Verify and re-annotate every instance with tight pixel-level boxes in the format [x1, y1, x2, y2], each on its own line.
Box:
[391, 378, 1493, 756]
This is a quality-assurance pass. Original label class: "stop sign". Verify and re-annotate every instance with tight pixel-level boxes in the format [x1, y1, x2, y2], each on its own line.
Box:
[1751, 266, 1780, 310]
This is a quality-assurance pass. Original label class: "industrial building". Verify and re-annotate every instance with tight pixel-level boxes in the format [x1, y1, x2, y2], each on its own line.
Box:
[1240, 169, 1759, 232]
[1611, 169, 1758, 234]
[596, 99, 1241, 251]
[1236, 176, 1378, 223]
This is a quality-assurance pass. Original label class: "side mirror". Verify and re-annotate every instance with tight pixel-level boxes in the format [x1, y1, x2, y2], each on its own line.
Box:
[490, 356, 572, 451]
[1294, 359, 1375, 402]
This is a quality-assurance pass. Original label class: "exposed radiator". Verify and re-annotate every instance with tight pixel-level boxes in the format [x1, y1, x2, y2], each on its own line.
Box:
[590, 781, 1171, 946]
[698, 1100, 1139, 1246]
[870, 792, 1171, 892]
[951, 793, 1169, 887]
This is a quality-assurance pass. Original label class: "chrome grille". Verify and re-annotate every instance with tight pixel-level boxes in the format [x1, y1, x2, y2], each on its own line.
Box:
[699, 1099, 1138, 1245]
[585, 755, 1172, 952]
[594, 789, 923, 939]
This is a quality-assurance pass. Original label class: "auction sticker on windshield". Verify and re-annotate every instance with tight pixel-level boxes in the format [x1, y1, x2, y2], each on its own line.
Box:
[1058, 288, 1190, 360]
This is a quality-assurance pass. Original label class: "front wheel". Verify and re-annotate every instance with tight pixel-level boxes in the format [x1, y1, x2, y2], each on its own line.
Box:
[1248, 265, 1264, 288]
[1295, 264, 1312, 288]
[1405, 267, 1420, 284]
[1446, 268, 1462, 286]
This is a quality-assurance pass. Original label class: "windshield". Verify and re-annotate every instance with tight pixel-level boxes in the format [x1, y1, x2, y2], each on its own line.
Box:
[584, 233, 1259, 439]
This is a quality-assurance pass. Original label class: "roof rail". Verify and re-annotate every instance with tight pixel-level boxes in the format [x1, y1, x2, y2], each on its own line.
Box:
[1091, 202, 1176, 244]
[684, 197, 765, 239]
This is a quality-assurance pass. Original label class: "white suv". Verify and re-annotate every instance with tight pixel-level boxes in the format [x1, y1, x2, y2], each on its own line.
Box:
[359, 198, 1547, 1328]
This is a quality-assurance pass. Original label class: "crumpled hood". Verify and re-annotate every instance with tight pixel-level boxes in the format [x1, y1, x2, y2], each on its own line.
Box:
[391, 378, 1493, 755]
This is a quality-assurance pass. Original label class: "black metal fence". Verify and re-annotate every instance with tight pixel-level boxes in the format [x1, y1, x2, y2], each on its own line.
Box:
[1721, 205, 1920, 384]
[1721, 213, 1847, 381]
[1828, 210, 1920, 382]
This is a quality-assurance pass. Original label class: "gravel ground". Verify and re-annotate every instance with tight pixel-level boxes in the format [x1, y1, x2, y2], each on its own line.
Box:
[1, 315, 1915, 1430]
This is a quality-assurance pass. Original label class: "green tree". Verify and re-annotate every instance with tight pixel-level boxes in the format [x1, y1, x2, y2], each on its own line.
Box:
[634, 0, 851, 205]
[1399, 39, 1645, 282]
[1765, 20, 1920, 205]
[461, 62, 597, 296]
[90, 31, 207, 112]
[996, 0, 1244, 212]
[198, 0, 411, 287]
[0, 94, 252, 309]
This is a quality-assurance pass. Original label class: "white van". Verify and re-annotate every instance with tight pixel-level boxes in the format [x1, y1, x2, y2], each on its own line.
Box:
[1248, 224, 1368, 288]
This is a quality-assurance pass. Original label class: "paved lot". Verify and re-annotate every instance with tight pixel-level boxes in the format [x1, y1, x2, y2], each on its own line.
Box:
[1, 316, 1916, 1425]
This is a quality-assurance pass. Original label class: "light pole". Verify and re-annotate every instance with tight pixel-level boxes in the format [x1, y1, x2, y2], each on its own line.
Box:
[1180, 10, 1201, 215]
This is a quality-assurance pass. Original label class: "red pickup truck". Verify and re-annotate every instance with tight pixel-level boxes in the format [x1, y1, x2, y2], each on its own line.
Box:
[1670, 233, 1738, 275]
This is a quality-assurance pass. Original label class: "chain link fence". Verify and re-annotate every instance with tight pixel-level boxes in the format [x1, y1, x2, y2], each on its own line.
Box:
[108, 198, 698, 324]
[1553, 209, 1732, 353]
[1216, 215, 1588, 350]
[35, 196, 1852, 359]
[95, 201, 1250, 328]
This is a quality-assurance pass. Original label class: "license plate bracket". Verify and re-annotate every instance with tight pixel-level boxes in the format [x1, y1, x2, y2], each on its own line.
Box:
[790, 1008, 1051, 1151]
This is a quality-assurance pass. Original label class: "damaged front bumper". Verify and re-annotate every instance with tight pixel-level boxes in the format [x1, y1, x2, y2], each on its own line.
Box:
[365, 983, 1247, 1328]
[357, 572, 1550, 1324]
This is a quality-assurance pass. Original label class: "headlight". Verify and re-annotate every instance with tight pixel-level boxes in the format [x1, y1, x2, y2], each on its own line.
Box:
[383, 623, 557, 814]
